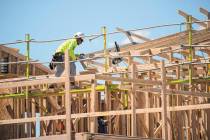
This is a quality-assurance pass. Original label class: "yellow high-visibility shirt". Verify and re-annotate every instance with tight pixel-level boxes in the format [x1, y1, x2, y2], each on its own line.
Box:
[55, 39, 78, 60]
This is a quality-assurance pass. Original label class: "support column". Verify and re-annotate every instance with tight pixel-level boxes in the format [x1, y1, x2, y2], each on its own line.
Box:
[146, 71, 154, 137]
[25, 34, 30, 137]
[90, 79, 97, 133]
[0, 50, 2, 74]
[127, 56, 132, 136]
[103, 26, 112, 134]
[161, 61, 168, 140]
[131, 64, 137, 136]
[64, 49, 71, 140]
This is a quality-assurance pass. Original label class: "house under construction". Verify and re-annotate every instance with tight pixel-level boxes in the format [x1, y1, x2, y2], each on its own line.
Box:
[0, 8, 210, 140]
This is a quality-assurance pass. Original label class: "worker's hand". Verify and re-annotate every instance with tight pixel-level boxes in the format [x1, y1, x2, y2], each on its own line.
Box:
[79, 53, 85, 59]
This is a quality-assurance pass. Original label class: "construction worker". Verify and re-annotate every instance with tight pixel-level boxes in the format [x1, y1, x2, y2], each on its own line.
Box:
[98, 116, 107, 133]
[50, 32, 85, 77]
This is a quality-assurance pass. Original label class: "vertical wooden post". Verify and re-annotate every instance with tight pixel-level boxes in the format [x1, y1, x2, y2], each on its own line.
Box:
[187, 15, 197, 140]
[207, 12, 210, 29]
[127, 56, 132, 136]
[131, 64, 137, 136]
[39, 98, 44, 135]
[206, 79, 210, 139]
[16, 89, 20, 138]
[32, 64, 36, 76]
[90, 79, 97, 133]
[105, 82, 111, 134]
[87, 92, 91, 132]
[102, 26, 108, 72]
[31, 98, 35, 136]
[176, 65, 184, 139]
[8, 54, 12, 73]
[24, 34, 30, 137]
[146, 70, 154, 137]
[161, 61, 168, 140]
[0, 50, 2, 74]
[103, 26, 112, 134]
[25, 34, 30, 79]
[199, 7, 210, 29]
[79, 94, 84, 132]
[64, 49, 71, 140]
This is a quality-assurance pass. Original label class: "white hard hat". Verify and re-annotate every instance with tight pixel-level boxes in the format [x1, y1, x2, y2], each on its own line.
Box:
[74, 32, 85, 39]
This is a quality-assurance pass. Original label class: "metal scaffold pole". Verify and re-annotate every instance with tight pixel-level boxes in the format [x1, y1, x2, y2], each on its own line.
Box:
[25, 34, 30, 109]
[187, 16, 193, 85]
[25, 33, 30, 136]
[102, 26, 108, 72]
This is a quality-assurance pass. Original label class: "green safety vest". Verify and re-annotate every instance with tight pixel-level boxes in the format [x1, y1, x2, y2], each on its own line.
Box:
[56, 38, 78, 60]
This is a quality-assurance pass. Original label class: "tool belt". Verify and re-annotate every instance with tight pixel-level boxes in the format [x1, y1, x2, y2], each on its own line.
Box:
[53, 52, 64, 62]
[49, 52, 64, 70]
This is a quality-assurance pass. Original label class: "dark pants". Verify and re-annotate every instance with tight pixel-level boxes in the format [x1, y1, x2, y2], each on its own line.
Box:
[55, 62, 76, 77]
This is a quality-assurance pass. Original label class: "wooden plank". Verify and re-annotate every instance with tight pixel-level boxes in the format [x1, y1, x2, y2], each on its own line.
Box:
[10, 134, 67, 140]
[90, 79, 97, 133]
[0, 77, 65, 89]
[117, 27, 151, 42]
[160, 61, 168, 140]
[64, 49, 71, 140]
[200, 7, 209, 16]
[127, 56, 132, 136]
[129, 32, 151, 42]
[105, 60, 112, 133]
[200, 7, 210, 28]
[131, 64, 137, 136]
[178, 10, 207, 28]
[139, 87, 210, 98]
[146, 71, 154, 137]
[91, 27, 210, 59]
[116, 27, 135, 44]
[75, 132, 162, 140]
[1, 104, 210, 125]
[0, 74, 95, 89]
[95, 74, 161, 85]
[154, 120, 163, 136]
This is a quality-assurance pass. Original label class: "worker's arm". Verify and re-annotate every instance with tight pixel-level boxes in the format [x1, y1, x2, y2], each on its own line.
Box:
[69, 48, 77, 60]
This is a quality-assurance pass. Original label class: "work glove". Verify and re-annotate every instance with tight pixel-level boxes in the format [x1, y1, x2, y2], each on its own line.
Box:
[112, 58, 123, 65]
[49, 62, 54, 70]
[79, 53, 85, 59]
[49, 59, 56, 70]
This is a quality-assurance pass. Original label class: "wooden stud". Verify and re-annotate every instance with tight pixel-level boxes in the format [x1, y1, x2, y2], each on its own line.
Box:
[90, 79, 97, 133]
[64, 49, 71, 140]
[161, 61, 168, 140]
[199, 7, 210, 28]
[131, 64, 137, 136]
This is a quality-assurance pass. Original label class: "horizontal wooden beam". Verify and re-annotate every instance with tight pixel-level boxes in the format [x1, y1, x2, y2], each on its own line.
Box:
[0, 74, 95, 89]
[10, 134, 67, 140]
[1, 104, 210, 125]
[0, 77, 66, 89]
[117, 27, 151, 42]
[200, 7, 209, 16]
[140, 87, 210, 98]
[95, 74, 161, 85]
[129, 32, 151, 42]
[116, 27, 135, 44]
[178, 10, 207, 28]
[13, 133, 162, 140]
[76, 133, 162, 140]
